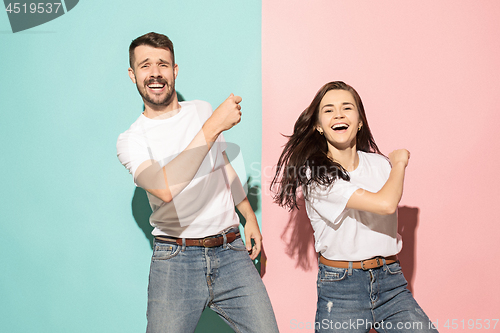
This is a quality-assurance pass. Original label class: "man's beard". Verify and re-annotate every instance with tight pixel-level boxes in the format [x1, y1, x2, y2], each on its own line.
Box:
[137, 78, 175, 106]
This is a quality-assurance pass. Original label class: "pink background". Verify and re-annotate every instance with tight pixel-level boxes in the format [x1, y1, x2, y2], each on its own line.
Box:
[261, 1, 500, 331]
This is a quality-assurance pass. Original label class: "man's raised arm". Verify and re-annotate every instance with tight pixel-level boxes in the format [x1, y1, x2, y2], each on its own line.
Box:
[135, 94, 242, 202]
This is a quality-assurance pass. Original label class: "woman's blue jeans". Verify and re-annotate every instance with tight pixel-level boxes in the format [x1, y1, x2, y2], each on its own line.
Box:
[315, 261, 439, 333]
[146, 237, 279, 333]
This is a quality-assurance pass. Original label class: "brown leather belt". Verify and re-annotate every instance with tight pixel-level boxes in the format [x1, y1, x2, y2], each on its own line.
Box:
[155, 231, 240, 248]
[320, 255, 398, 270]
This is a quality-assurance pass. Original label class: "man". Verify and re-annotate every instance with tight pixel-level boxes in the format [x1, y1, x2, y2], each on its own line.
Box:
[116, 32, 278, 333]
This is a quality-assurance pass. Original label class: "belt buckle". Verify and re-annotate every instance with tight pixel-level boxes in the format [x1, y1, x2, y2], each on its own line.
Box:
[361, 257, 381, 270]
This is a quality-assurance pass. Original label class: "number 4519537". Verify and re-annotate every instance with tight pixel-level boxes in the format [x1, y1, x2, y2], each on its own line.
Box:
[6, 3, 62, 14]
[443, 319, 498, 330]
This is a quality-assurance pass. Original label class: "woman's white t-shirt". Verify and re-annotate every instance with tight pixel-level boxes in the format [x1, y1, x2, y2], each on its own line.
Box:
[305, 151, 402, 261]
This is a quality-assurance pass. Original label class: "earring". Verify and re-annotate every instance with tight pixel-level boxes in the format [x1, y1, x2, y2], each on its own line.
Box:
[358, 125, 362, 131]
[318, 130, 324, 136]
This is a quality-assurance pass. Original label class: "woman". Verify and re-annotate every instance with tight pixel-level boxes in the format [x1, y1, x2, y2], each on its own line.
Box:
[271, 81, 438, 332]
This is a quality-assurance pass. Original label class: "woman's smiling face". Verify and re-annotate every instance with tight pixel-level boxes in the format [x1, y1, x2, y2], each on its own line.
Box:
[316, 89, 362, 151]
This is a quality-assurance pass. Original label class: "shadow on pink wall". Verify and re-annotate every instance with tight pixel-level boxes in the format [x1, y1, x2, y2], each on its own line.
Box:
[397, 206, 419, 294]
[278, 199, 420, 295]
[280, 195, 317, 271]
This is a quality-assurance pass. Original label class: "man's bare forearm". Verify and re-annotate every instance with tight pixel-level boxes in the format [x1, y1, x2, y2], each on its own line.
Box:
[135, 94, 242, 202]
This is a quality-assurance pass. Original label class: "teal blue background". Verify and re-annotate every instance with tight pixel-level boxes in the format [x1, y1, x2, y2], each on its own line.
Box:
[0, 1, 262, 332]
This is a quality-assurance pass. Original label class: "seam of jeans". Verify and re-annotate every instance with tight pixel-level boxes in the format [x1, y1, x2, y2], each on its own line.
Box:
[210, 303, 241, 333]
[319, 267, 348, 282]
[151, 244, 181, 261]
[226, 238, 247, 251]
[386, 262, 402, 275]
[227, 244, 247, 251]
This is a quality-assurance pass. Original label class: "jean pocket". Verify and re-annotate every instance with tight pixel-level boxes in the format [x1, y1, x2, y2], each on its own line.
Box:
[319, 264, 348, 282]
[152, 242, 181, 260]
[227, 238, 247, 251]
[386, 261, 403, 275]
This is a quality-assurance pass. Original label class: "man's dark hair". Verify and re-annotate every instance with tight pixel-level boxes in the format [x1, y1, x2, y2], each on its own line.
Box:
[129, 32, 175, 68]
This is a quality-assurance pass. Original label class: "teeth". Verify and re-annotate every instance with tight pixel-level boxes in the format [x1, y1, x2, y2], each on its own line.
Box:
[332, 123, 349, 129]
[148, 83, 165, 89]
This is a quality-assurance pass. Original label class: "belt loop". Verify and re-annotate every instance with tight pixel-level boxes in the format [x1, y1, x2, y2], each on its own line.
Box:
[222, 226, 232, 234]
[348, 261, 353, 276]
[181, 238, 186, 252]
[381, 257, 387, 271]
[221, 227, 228, 248]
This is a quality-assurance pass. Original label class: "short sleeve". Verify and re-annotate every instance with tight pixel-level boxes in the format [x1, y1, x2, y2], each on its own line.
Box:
[116, 132, 152, 182]
[307, 179, 360, 225]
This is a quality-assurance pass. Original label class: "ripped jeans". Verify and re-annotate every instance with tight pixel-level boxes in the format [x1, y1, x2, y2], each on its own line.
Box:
[146, 235, 279, 333]
[315, 261, 439, 333]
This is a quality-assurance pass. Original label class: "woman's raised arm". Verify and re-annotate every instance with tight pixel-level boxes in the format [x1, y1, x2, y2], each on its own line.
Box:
[346, 149, 410, 215]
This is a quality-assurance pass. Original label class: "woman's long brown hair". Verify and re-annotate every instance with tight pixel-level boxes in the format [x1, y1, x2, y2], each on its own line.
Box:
[270, 81, 382, 210]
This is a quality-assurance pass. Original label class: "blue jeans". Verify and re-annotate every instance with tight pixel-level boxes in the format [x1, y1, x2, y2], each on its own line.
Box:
[315, 261, 438, 333]
[146, 236, 279, 333]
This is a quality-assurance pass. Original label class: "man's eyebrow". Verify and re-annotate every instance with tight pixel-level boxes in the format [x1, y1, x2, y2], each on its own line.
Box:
[137, 58, 150, 66]
[158, 58, 171, 64]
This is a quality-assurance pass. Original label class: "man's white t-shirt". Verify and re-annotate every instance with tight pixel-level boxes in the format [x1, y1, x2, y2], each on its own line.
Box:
[305, 151, 403, 261]
[116, 100, 238, 238]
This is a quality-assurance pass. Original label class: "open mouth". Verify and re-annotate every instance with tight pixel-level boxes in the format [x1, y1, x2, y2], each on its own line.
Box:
[147, 82, 166, 91]
[331, 123, 349, 131]
[145, 78, 167, 92]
